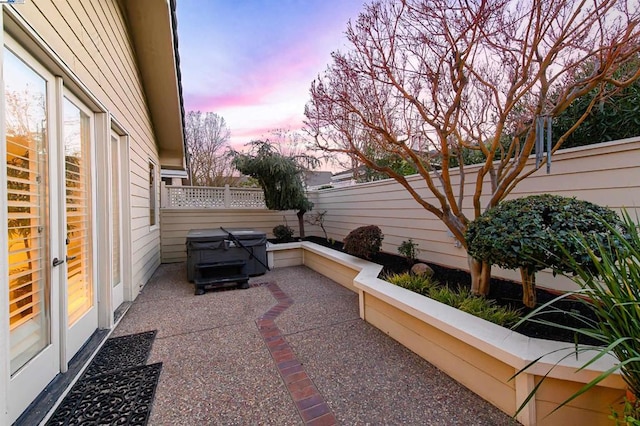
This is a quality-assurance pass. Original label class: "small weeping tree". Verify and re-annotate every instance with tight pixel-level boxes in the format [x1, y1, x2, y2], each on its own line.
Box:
[465, 195, 624, 308]
[231, 140, 319, 238]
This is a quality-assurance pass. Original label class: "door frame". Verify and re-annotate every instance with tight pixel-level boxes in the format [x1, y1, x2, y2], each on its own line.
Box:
[96, 118, 132, 330]
[110, 130, 124, 311]
[1, 9, 9, 422]
[110, 118, 133, 305]
[60, 88, 99, 364]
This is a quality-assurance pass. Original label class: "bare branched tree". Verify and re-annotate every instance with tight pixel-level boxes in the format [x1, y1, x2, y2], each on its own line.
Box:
[305, 0, 640, 305]
[185, 111, 238, 186]
[267, 128, 312, 158]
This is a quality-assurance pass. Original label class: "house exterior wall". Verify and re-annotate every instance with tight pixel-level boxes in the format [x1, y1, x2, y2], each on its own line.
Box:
[2, 1, 172, 422]
[13, 0, 161, 290]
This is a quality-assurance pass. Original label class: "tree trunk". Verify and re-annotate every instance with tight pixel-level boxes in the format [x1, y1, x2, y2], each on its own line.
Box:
[468, 255, 491, 296]
[520, 268, 537, 308]
[297, 210, 306, 238]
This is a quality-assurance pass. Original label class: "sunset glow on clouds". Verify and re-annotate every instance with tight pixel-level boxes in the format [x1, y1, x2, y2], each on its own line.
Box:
[176, 0, 365, 151]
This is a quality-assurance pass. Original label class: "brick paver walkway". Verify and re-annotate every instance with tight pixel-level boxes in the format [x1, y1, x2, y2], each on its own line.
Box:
[257, 282, 337, 425]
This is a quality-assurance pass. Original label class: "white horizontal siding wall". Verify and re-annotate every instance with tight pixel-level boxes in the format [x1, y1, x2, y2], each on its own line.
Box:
[15, 0, 163, 291]
[310, 139, 640, 292]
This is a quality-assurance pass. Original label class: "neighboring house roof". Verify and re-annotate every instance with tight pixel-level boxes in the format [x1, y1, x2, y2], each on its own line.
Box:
[120, 0, 186, 171]
[304, 170, 333, 187]
[332, 166, 366, 182]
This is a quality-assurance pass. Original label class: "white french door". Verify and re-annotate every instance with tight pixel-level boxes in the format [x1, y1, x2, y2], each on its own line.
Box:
[4, 38, 98, 422]
[4, 40, 60, 422]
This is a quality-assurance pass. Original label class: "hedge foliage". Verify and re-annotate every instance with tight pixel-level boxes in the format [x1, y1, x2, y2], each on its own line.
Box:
[343, 225, 383, 259]
[465, 194, 623, 274]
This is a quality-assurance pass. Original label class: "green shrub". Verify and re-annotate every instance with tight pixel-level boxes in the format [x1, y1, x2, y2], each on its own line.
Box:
[273, 224, 294, 242]
[466, 194, 622, 274]
[465, 194, 623, 307]
[398, 239, 420, 263]
[343, 225, 383, 259]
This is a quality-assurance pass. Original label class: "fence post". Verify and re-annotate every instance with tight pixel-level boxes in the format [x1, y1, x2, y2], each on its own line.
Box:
[161, 181, 168, 208]
[224, 184, 231, 208]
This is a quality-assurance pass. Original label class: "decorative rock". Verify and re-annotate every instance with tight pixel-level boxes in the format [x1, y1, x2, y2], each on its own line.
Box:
[411, 263, 434, 277]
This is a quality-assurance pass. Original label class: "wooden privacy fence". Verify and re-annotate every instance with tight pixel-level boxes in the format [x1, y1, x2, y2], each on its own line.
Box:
[160, 138, 640, 292]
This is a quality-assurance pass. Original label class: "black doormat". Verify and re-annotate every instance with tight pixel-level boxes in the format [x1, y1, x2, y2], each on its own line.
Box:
[46, 330, 161, 426]
[84, 330, 157, 378]
[46, 363, 162, 426]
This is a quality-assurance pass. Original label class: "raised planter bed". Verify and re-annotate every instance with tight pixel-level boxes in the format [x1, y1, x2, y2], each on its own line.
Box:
[266, 241, 626, 426]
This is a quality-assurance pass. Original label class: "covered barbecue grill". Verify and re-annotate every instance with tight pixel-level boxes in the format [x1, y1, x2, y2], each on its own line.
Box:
[186, 228, 268, 295]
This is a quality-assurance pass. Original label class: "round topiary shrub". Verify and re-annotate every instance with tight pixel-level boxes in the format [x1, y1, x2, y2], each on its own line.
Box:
[273, 224, 294, 242]
[343, 225, 383, 260]
[465, 194, 623, 307]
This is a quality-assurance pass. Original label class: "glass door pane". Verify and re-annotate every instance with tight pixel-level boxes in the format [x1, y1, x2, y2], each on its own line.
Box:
[63, 98, 93, 326]
[4, 47, 50, 374]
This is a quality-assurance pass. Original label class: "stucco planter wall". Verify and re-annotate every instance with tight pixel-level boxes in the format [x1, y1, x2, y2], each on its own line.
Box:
[267, 242, 626, 426]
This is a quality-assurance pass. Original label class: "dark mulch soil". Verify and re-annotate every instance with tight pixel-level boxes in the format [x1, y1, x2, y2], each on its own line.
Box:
[303, 236, 600, 345]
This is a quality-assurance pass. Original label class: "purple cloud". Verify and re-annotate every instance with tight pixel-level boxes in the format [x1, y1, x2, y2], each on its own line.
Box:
[177, 1, 365, 138]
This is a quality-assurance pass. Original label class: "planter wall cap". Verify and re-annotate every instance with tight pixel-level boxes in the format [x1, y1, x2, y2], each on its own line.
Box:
[300, 241, 384, 276]
[266, 241, 303, 251]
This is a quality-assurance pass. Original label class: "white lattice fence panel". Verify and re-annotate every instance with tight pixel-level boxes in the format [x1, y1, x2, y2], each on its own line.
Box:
[230, 189, 265, 208]
[168, 186, 225, 208]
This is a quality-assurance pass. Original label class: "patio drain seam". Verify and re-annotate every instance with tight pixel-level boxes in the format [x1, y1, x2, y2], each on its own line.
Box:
[257, 282, 338, 426]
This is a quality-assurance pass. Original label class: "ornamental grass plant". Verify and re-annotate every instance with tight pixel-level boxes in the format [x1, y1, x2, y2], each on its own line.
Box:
[386, 272, 521, 328]
[512, 211, 640, 423]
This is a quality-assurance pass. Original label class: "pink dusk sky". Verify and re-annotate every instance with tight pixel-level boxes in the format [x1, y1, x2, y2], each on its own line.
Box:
[176, 0, 366, 150]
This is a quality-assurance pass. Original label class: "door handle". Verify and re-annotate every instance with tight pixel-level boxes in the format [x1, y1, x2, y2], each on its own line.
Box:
[52, 257, 65, 267]
[66, 256, 77, 262]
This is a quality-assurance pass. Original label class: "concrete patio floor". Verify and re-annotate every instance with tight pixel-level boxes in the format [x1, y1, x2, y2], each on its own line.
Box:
[113, 263, 520, 425]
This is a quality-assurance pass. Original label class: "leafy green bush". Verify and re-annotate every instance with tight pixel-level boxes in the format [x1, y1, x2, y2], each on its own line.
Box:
[387, 273, 521, 327]
[513, 210, 640, 418]
[272, 224, 294, 242]
[343, 225, 383, 259]
[398, 239, 420, 264]
[466, 194, 623, 307]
